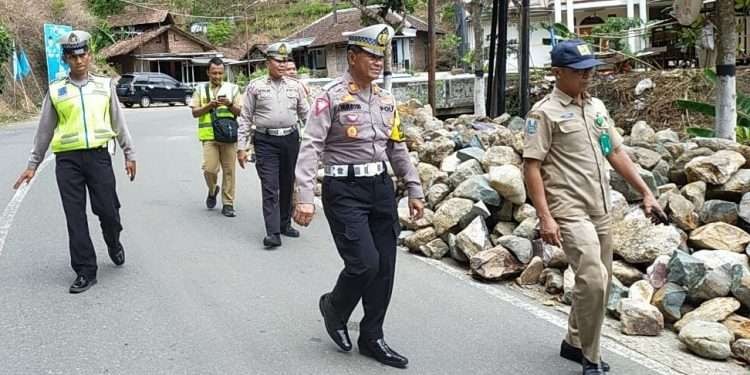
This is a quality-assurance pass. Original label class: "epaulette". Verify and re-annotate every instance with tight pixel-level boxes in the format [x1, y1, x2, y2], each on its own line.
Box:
[322, 78, 343, 92]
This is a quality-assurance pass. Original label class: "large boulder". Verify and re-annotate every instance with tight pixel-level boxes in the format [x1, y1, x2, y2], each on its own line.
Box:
[612, 217, 681, 264]
[482, 146, 521, 170]
[681, 181, 707, 211]
[562, 267, 575, 305]
[731, 339, 750, 363]
[470, 246, 524, 280]
[541, 268, 564, 294]
[647, 255, 671, 289]
[419, 238, 450, 259]
[611, 166, 658, 202]
[665, 193, 699, 231]
[440, 152, 461, 174]
[655, 128, 680, 143]
[689, 222, 750, 252]
[619, 298, 664, 336]
[687, 263, 734, 302]
[516, 256, 544, 285]
[417, 162, 445, 191]
[446, 233, 467, 263]
[678, 320, 735, 360]
[685, 150, 746, 185]
[404, 227, 438, 252]
[433, 198, 474, 235]
[398, 207, 435, 231]
[629, 280, 656, 302]
[456, 216, 491, 258]
[610, 190, 630, 221]
[447, 159, 484, 189]
[652, 282, 687, 323]
[458, 201, 492, 229]
[630, 121, 656, 144]
[739, 192, 750, 223]
[453, 175, 501, 206]
[491, 221, 517, 239]
[488, 165, 526, 205]
[612, 260, 644, 286]
[716, 169, 750, 197]
[674, 297, 742, 332]
[456, 147, 486, 164]
[607, 277, 629, 318]
[692, 250, 750, 272]
[513, 204, 537, 223]
[512, 217, 539, 240]
[542, 244, 568, 269]
[730, 264, 750, 309]
[628, 146, 663, 169]
[495, 235, 533, 264]
[418, 136, 456, 166]
[427, 183, 451, 208]
[667, 250, 707, 289]
[699, 200, 738, 226]
[723, 314, 750, 340]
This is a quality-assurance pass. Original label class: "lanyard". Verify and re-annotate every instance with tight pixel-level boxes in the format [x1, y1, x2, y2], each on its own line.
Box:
[594, 114, 612, 156]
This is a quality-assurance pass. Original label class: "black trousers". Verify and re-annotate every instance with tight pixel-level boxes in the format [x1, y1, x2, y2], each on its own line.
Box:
[55, 148, 122, 279]
[321, 172, 399, 340]
[254, 130, 299, 236]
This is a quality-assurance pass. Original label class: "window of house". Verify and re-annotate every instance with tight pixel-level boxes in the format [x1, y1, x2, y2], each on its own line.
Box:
[310, 48, 326, 69]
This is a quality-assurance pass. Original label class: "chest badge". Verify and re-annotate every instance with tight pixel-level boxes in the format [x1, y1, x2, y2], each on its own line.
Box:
[342, 94, 355, 103]
[346, 125, 358, 138]
[57, 86, 68, 97]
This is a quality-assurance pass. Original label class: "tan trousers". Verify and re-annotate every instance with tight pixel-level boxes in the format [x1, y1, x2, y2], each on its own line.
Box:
[202, 141, 237, 206]
[557, 214, 612, 363]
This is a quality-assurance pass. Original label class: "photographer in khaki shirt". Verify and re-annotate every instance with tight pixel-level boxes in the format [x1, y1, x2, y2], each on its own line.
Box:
[523, 40, 666, 375]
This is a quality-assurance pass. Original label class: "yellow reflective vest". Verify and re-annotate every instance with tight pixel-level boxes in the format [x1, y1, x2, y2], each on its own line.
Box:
[49, 75, 116, 153]
[197, 82, 239, 141]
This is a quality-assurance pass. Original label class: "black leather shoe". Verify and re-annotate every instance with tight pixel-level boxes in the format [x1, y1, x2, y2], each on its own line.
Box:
[221, 205, 236, 217]
[359, 338, 408, 369]
[561, 340, 609, 372]
[263, 234, 281, 249]
[582, 356, 605, 375]
[108, 242, 125, 266]
[206, 186, 219, 209]
[69, 275, 97, 294]
[319, 293, 352, 351]
[281, 226, 300, 238]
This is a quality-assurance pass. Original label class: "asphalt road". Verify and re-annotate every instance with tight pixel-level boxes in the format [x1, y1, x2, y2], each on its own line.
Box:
[0, 106, 665, 375]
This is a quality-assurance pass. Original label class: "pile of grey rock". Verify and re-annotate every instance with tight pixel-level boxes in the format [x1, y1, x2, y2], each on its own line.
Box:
[387, 100, 750, 365]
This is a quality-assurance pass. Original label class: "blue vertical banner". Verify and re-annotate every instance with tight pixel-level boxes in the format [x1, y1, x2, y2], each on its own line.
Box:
[43, 23, 72, 83]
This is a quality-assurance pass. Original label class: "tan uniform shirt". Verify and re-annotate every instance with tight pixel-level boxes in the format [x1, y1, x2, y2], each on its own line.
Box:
[237, 75, 309, 150]
[523, 87, 623, 218]
[294, 72, 423, 204]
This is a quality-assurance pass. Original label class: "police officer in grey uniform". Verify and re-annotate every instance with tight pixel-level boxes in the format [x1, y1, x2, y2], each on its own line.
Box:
[13, 31, 136, 294]
[293, 25, 424, 369]
[238, 42, 309, 249]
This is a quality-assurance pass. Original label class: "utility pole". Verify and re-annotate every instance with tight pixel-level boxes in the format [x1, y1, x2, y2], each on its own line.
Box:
[428, 0, 437, 113]
[519, 0, 530, 116]
[716, 0, 737, 140]
[486, 0, 499, 116]
[492, 0, 508, 115]
[470, 0, 486, 117]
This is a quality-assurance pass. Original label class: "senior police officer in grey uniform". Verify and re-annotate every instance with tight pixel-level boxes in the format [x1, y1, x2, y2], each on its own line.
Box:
[13, 31, 136, 294]
[237, 42, 309, 249]
[293, 25, 424, 369]
[524, 40, 666, 375]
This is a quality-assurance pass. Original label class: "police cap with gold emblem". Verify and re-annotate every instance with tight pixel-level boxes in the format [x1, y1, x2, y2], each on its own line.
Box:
[551, 39, 602, 70]
[59, 30, 91, 56]
[265, 42, 291, 61]
[343, 24, 394, 57]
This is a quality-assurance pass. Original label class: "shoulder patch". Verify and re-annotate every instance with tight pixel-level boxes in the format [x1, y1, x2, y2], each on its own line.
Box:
[525, 118, 539, 135]
[322, 78, 344, 92]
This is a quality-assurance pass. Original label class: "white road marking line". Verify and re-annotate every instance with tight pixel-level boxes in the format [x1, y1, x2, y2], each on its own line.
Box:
[0, 155, 54, 257]
[412, 256, 683, 375]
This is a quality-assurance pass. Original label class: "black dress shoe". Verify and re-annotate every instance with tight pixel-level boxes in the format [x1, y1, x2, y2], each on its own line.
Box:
[69, 275, 97, 294]
[319, 293, 352, 351]
[582, 357, 605, 375]
[358, 338, 408, 369]
[263, 234, 282, 249]
[221, 205, 236, 217]
[108, 242, 125, 266]
[281, 226, 300, 238]
[560, 340, 609, 372]
[206, 186, 220, 209]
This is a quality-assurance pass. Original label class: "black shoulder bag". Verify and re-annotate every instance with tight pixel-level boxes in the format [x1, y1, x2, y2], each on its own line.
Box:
[206, 84, 238, 143]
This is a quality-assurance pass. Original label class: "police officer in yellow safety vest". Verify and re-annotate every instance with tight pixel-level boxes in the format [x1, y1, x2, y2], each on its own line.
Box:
[190, 57, 241, 217]
[13, 30, 137, 294]
[293, 25, 424, 369]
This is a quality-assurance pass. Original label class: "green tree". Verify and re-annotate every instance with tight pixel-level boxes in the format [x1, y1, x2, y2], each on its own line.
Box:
[207, 20, 235, 46]
[87, 0, 125, 18]
[0, 25, 14, 92]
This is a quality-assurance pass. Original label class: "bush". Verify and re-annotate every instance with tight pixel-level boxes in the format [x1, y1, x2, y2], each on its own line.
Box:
[0, 25, 14, 92]
[207, 20, 235, 46]
[87, 0, 124, 18]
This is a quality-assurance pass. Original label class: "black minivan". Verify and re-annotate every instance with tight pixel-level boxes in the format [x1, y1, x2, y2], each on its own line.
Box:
[116, 72, 194, 108]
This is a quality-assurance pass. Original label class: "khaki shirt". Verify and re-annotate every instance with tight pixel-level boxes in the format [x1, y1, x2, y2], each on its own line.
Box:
[294, 72, 423, 204]
[237, 76, 309, 150]
[523, 87, 623, 218]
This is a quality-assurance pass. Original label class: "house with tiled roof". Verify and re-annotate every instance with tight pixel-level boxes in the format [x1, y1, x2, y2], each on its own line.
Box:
[277, 7, 441, 78]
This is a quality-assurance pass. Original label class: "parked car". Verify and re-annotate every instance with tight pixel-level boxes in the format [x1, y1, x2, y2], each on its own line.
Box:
[116, 72, 194, 108]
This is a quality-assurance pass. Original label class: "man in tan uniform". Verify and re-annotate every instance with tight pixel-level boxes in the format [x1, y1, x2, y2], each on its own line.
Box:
[523, 40, 666, 375]
[191, 57, 242, 217]
[293, 24, 423, 369]
[237, 43, 309, 248]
